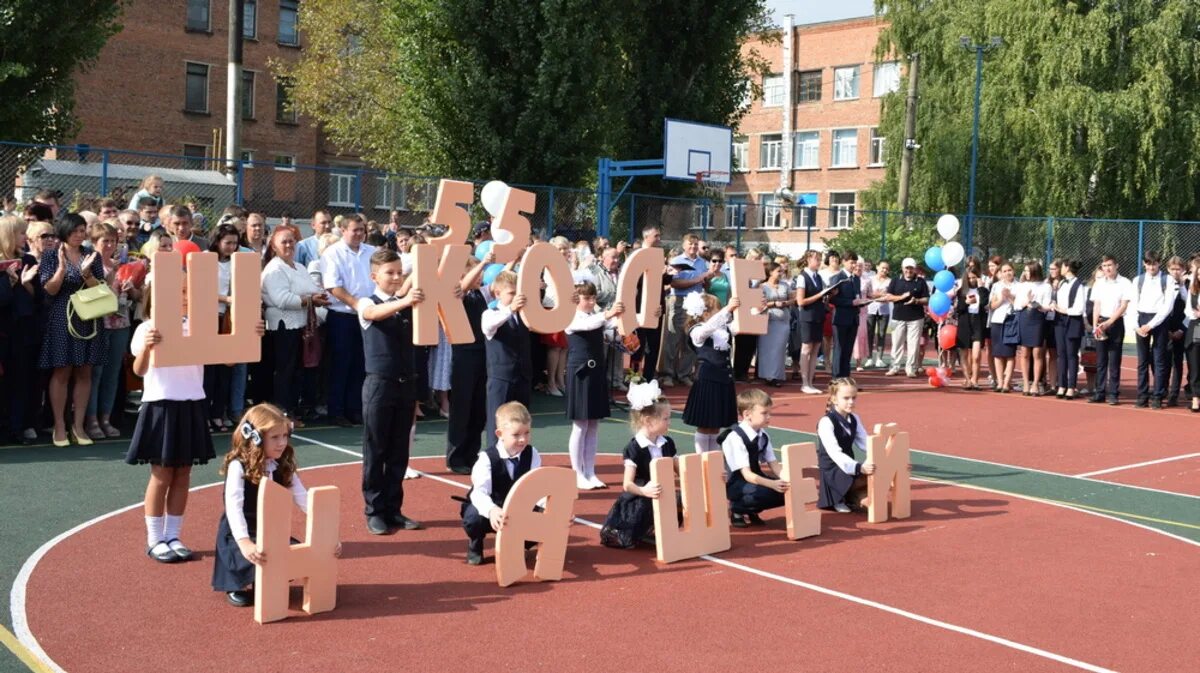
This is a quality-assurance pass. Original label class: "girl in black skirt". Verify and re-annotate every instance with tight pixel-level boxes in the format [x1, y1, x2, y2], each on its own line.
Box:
[211, 403, 341, 607]
[955, 267, 989, 389]
[988, 262, 1018, 392]
[565, 281, 624, 490]
[599, 381, 677, 548]
[1016, 261, 1052, 396]
[681, 292, 741, 453]
[815, 378, 876, 513]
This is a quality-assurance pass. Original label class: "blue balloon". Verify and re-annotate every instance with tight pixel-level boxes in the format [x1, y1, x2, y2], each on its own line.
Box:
[929, 290, 952, 316]
[481, 263, 505, 286]
[924, 246, 946, 272]
[474, 239, 494, 261]
[933, 269, 956, 294]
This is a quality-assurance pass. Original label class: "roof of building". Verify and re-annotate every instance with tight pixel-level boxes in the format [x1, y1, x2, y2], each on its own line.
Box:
[26, 159, 236, 187]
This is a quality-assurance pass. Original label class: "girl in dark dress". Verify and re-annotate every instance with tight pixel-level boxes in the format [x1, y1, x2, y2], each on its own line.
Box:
[599, 382, 677, 549]
[212, 403, 342, 607]
[954, 267, 989, 390]
[565, 281, 624, 490]
[815, 378, 876, 513]
[681, 292, 741, 453]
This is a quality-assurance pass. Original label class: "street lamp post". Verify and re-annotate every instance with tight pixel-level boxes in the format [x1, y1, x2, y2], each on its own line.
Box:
[961, 36, 1002, 255]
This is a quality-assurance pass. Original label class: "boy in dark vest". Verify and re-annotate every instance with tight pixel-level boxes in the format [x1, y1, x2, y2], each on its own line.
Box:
[719, 388, 788, 528]
[357, 248, 425, 535]
[480, 270, 532, 441]
[461, 401, 542, 565]
[446, 255, 492, 474]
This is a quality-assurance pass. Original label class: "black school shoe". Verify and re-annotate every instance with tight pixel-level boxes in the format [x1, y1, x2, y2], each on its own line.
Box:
[390, 513, 423, 531]
[745, 512, 766, 526]
[146, 542, 179, 564]
[1150, 398, 1162, 409]
[366, 515, 390, 535]
[165, 538, 193, 562]
[226, 590, 254, 607]
[730, 513, 749, 528]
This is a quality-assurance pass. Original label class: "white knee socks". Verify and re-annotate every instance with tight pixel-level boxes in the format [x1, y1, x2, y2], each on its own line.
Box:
[693, 432, 718, 454]
[571, 420, 602, 486]
[145, 515, 164, 547]
[583, 421, 600, 480]
[163, 514, 183, 542]
[569, 421, 588, 479]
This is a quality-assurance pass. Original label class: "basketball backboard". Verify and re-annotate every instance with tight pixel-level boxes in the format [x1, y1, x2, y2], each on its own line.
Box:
[663, 118, 732, 183]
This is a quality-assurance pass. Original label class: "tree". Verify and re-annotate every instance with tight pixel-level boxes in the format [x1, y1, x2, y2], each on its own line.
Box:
[866, 0, 1200, 221]
[286, 0, 771, 189]
[0, 1, 126, 143]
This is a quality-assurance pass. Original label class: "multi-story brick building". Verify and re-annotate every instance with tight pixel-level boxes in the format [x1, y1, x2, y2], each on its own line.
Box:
[729, 15, 894, 252]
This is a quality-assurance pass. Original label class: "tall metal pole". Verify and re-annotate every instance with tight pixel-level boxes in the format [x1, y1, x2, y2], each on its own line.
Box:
[897, 53, 919, 216]
[965, 47, 983, 255]
[225, 0, 245, 173]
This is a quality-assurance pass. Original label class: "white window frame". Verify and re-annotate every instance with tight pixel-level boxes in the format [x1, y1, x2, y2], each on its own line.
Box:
[793, 131, 820, 170]
[757, 193, 783, 230]
[796, 69, 821, 103]
[762, 74, 785, 107]
[723, 193, 750, 230]
[329, 172, 357, 207]
[273, 154, 296, 172]
[870, 128, 886, 166]
[829, 192, 856, 230]
[831, 128, 858, 168]
[873, 61, 901, 97]
[834, 65, 860, 101]
[240, 150, 255, 168]
[376, 176, 395, 209]
[184, 61, 210, 113]
[243, 0, 258, 39]
[759, 134, 783, 170]
[732, 136, 749, 172]
[796, 194, 818, 229]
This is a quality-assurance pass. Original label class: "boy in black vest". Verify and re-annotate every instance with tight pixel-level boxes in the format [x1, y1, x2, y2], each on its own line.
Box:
[357, 248, 425, 535]
[720, 388, 788, 528]
[461, 401, 542, 565]
[446, 255, 492, 474]
[481, 270, 532, 441]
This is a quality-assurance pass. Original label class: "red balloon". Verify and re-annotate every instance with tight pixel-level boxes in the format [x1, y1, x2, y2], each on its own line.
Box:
[938, 325, 958, 351]
[174, 239, 201, 256]
[925, 366, 938, 377]
[928, 375, 944, 388]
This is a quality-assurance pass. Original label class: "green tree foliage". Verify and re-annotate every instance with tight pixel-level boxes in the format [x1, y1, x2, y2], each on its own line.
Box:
[286, 0, 771, 188]
[866, 0, 1200, 221]
[0, 1, 126, 143]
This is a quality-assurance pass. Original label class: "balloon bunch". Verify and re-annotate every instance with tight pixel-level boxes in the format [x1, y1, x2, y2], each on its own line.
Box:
[925, 366, 952, 388]
[924, 214, 965, 323]
[475, 180, 517, 284]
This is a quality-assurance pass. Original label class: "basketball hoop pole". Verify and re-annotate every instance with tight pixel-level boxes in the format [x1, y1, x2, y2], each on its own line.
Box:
[597, 157, 665, 241]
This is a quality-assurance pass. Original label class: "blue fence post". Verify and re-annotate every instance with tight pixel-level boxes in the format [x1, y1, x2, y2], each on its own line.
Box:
[1136, 220, 1145, 265]
[596, 158, 610, 239]
[1045, 216, 1055, 268]
[629, 194, 636, 242]
[354, 168, 365, 212]
[880, 211, 888, 261]
[547, 188, 555, 239]
[99, 150, 110, 196]
[235, 160, 245, 206]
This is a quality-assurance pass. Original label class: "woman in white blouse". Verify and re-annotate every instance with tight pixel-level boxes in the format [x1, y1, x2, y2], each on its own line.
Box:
[988, 262, 1018, 393]
[1015, 261, 1053, 395]
[261, 227, 329, 423]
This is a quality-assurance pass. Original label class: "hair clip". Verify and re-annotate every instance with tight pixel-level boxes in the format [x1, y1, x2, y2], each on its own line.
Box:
[239, 420, 262, 446]
[682, 292, 706, 317]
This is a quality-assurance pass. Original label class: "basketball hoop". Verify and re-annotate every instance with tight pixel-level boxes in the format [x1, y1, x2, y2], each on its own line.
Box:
[695, 170, 730, 201]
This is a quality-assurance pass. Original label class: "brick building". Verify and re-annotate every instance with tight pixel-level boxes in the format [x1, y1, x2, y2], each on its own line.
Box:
[729, 15, 894, 252]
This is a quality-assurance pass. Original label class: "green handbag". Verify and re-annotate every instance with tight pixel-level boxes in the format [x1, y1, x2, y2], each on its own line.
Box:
[67, 282, 118, 340]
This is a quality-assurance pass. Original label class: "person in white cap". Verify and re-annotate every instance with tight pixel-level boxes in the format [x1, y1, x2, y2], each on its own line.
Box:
[879, 257, 930, 377]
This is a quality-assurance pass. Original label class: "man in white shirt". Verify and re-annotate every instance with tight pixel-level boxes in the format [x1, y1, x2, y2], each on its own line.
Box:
[1131, 251, 1178, 408]
[589, 246, 625, 390]
[661, 233, 717, 387]
[1089, 255, 1135, 405]
[321, 216, 376, 425]
[296, 209, 332, 267]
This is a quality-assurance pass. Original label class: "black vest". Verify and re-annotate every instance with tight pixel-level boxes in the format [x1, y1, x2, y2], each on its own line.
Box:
[485, 309, 532, 382]
[624, 436, 678, 487]
[454, 289, 488, 353]
[472, 445, 535, 506]
[692, 329, 734, 382]
[362, 295, 415, 381]
[798, 271, 826, 323]
[235, 466, 289, 538]
[817, 410, 858, 474]
[566, 316, 605, 370]
[725, 425, 768, 484]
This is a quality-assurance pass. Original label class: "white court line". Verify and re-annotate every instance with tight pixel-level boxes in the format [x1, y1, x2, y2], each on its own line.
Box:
[1074, 452, 1200, 478]
[292, 435, 1117, 672]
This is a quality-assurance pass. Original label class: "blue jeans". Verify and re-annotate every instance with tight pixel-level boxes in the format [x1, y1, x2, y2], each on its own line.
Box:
[87, 326, 131, 417]
[229, 362, 247, 419]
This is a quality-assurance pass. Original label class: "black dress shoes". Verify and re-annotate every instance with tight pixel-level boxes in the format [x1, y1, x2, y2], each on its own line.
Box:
[745, 512, 766, 526]
[147, 542, 179, 564]
[366, 515, 390, 535]
[390, 513, 423, 531]
[226, 590, 254, 607]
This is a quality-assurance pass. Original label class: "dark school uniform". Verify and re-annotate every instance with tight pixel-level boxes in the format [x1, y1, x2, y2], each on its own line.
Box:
[796, 269, 827, 345]
[828, 271, 862, 378]
[955, 286, 989, 347]
[359, 291, 420, 520]
[600, 434, 679, 549]
[461, 444, 540, 555]
[682, 316, 737, 429]
[565, 311, 611, 421]
[1054, 278, 1086, 390]
[721, 423, 785, 515]
[816, 409, 868, 509]
[483, 303, 532, 442]
[212, 459, 305, 592]
[446, 289, 489, 472]
[1133, 272, 1174, 403]
[1165, 281, 1188, 402]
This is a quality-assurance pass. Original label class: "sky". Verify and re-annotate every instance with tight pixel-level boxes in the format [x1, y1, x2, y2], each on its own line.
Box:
[765, 0, 876, 26]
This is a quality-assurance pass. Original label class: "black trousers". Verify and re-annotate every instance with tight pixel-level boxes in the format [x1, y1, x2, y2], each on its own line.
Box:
[1094, 318, 1125, 400]
[361, 374, 418, 517]
[328, 312, 366, 418]
[1187, 342, 1200, 399]
[1166, 335, 1187, 399]
[832, 320, 858, 379]
[461, 502, 493, 552]
[1135, 313, 1168, 401]
[270, 325, 302, 414]
[726, 476, 785, 515]
[1054, 321, 1081, 389]
[447, 348, 487, 471]
[635, 326, 661, 383]
[204, 364, 232, 420]
[484, 376, 530, 443]
[732, 333, 756, 380]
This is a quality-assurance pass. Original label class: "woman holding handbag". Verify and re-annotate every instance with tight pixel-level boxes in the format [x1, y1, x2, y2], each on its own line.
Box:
[84, 221, 140, 439]
[261, 227, 329, 426]
[988, 261, 1018, 394]
[40, 213, 110, 446]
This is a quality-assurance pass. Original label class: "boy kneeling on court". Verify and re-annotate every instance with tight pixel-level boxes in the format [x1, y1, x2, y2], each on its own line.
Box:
[720, 389, 788, 527]
[460, 401, 542, 565]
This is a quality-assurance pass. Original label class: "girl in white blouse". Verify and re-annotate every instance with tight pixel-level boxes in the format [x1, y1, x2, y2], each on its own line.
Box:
[988, 262, 1018, 393]
[261, 227, 330, 423]
[1015, 261, 1053, 395]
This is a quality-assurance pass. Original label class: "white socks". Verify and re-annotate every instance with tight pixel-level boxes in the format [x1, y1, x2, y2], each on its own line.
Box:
[569, 421, 587, 477]
[164, 514, 183, 542]
[145, 515, 164, 547]
[693, 432, 718, 454]
[570, 421, 603, 488]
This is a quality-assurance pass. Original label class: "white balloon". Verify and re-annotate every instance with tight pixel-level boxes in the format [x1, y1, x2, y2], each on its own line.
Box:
[936, 214, 960, 240]
[490, 226, 514, 245]
[480, 180, 509, 217]
[942, 241, 965, 267]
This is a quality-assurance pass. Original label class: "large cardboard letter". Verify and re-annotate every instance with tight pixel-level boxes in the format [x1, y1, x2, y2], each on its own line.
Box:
[614, 247, 665, 336]
[495, 467, 578, 587]
[254, 481, 340, 624]
[651, 452, 731, 563]
[517, 242, 575, 334]
[866, 423, 912, 524]
[411, 243, 473, 345]
[779, 443, 821, 540]
[425, 179, 475, 250]
[491, 187, 535, 264]
[152, 251, 260, 366]
[729, 257, 767, 336]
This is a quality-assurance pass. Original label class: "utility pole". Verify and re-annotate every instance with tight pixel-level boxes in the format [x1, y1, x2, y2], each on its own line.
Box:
[961, 36, 1003, 254]
[225, 0, 245, 174]
[897, 53, 919, 216]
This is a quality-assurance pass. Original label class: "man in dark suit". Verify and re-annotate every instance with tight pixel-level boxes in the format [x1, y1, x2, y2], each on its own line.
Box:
[829, 252, 867, 378]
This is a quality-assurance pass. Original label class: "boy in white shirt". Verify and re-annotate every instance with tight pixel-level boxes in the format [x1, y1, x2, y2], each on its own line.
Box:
[461, 402, 542, 565]
[720, 388, 788, 528]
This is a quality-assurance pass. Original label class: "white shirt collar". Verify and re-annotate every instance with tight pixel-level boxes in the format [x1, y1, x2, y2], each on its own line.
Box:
[737, 421, 763, 442]
[496, 440, 524, 460]
[634, 431, 667, 449]
[372, 288, 394, 302]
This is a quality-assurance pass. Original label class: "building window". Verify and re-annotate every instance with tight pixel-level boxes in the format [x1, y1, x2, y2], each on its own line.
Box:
[279, 0, 300, 45]
[732, 136, 749, 172]
[834, 65, 860, 101]
[831, 129, 858, 167]
[724, 194, 749, 230]
[762, 74, 785, 107]
[758, 193, 783, 229]
[273, 154, 296, 171]
[182, 144, 207, 170]
[243, 0, 258, 39]
[376, 176, 395, 209]
[870, 128, 886, 166]
[829, 193, 856, 229]
[275, 77, 297, 123]
[240, 150, 255, 167]
[873, 61, 901, 97]
[759, 134, 783, 170]
[241, 71, 256, 120]
[184, 62, 209, 113]
[186, 0, 210, 31]
[796, 194, 818, 229]
[796, 70, 821, 103]
[738, 80, 753, 109]
[793, 131, 819, 169]
[329, 173, 357, 207]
